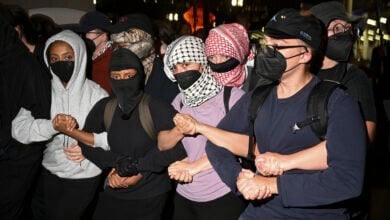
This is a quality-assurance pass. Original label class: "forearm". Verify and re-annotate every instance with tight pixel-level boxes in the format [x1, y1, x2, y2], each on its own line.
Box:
[196, 122, 249, 157]
[283, 141, 328, 171]
[63, 129, 94, 147]
[157, 127, 184, 151]
[189, 155, 212, 175]
[11, 108, 57, 144]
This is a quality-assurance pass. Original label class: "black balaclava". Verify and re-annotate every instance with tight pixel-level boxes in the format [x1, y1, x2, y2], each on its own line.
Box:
[109, 48, 145, 119]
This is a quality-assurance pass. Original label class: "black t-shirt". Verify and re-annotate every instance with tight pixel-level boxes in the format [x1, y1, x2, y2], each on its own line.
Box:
[317, 62, 376, 122]
[80, 94, 183, 200]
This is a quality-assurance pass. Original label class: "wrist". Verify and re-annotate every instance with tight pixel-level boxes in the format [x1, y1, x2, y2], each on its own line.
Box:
[268, 177, 278, 194]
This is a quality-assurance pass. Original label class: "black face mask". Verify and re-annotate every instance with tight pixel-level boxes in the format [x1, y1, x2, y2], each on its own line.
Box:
[174, 70, 201, 90]
[208, 58, 240, 73]
[255, 47, 286, 81]
[109, 77, 143, 119]
[83, 37, 96, 52]
[50, 61, 74, 83]
[326, 32, 353, 62]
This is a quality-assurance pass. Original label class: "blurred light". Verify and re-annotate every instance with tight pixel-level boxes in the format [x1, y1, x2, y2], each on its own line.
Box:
[166, 13, 178, 21]
[368, 36, 374, 41]
[384, 34, 390, 41]
[375, 35, 382, 41]
[231, 0, 237, 6]
[368, 29, 375, 35]
[237, 0, 243, 7]
[380, 17, 387, 24]
[93, 0, 96, 5]
[367, 19, 377, 26]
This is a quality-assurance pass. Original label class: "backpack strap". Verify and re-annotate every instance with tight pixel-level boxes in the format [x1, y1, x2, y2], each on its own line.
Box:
[104, 98, 118, 132]
[103, 95, 157, 140]
[247, 83, 275, 161]
[139, 94, 157, 140]
[223, 86, 233, 113]
[291, 80, 342, 140]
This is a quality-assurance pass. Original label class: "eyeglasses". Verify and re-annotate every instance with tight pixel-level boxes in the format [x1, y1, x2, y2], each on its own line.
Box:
[327, 23, 352, 35]
[259, 43, 308, 57]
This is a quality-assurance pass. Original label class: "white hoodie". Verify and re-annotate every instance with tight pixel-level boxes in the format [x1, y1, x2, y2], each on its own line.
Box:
[11, 30, 108, 179]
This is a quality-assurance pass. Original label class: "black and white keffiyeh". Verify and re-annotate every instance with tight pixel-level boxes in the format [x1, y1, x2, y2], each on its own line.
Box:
[164, 36, 208, 82]
[180, 67, 222, 107]
[163, 35, 222, 107]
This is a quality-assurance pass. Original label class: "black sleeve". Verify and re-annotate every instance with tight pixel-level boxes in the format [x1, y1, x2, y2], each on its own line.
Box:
[136, 96, 186, 172]
[149, 96, 178, 132]
[80, 97, 123, 169]
[137, 141, 187, 172]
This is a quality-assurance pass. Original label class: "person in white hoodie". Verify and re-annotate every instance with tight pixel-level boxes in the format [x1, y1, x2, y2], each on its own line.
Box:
[11, 29, 108, 220]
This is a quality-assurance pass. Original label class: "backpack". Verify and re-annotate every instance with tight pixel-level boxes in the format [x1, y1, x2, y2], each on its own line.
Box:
[245, 80, 343, 162]
[103, 94, 157, 140]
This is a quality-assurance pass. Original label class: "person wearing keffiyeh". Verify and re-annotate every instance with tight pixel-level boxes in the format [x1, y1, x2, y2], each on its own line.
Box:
[163, 35, 246, 220]
[205, 23, 264, 91]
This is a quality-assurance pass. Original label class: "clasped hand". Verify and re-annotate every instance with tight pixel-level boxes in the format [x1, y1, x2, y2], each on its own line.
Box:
[173, 113, 198, 135]
[52, 114, 78, 134]
[236, 169, 275, 201]
[107, 168, 143, 189]
[63, 141, 85, 163]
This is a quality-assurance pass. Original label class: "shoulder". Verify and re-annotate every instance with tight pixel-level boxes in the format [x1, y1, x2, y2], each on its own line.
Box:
[344, 65, 371, 85]
[148, 94, 176, 112]
[85, 79, 109, 97]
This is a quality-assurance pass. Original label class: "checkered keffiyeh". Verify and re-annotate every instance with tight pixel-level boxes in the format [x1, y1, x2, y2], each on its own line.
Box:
[164, 36, 207, 82]
[205, 23, 253, 87]
[163, 35, 222, 107]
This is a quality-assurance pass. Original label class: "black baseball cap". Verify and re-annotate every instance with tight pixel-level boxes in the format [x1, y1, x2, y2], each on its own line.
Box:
[310, 1, 362, 26]
[264, 8, 323, 50]
[79, 11, 112, 33]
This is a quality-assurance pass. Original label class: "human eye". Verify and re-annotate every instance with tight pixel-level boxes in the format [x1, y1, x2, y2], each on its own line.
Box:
[50, 56, 58, 63]
[110, 75, 120, 80]
[208, 56, 215, 62]
[65, 55, 74, 61]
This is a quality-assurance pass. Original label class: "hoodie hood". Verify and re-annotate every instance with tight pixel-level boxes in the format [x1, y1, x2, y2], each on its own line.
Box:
[44, 30, 87, 92]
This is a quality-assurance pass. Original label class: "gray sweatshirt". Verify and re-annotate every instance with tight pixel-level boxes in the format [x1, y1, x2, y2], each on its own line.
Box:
[11, 30, 108, 179]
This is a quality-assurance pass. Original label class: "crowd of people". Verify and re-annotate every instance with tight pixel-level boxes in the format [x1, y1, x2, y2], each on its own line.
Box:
[0, 1, 383, 220]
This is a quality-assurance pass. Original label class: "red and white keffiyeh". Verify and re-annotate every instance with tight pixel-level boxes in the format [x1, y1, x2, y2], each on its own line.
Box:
[205, 23, 253, 87]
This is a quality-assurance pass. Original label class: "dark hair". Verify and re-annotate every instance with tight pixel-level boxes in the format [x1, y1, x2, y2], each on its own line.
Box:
[5, 4, 38, 45]
[30, 13, 61, 41]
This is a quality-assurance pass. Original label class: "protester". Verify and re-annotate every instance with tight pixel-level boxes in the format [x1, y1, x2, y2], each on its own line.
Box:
[310, 1, 376, 144]
[60, 48, 185, 220]
[205, 23, 260, 91]
[11, 30, 108, 220]
[177, 8, 366, 219]
[0, 10, 51, 219]
[110, 13, 179, 103]
[79, 10, 113, 94]
[164, 35, 246, 220]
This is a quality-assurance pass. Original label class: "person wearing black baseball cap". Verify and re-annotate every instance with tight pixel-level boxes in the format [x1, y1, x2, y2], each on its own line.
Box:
[310, 2, 376, 219]
[181, 8, 367, 219]
[310, 1, 376, 145]
[79, 11, 114, 94]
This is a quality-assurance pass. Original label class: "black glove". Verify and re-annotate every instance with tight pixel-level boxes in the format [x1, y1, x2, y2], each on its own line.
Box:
[115, 156, 139, 177]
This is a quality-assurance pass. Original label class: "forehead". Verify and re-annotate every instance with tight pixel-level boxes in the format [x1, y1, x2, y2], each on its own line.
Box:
[49, 41, 73, 53]
[264, 36, 302, 45]
[110, 68, 137, 74]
